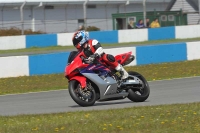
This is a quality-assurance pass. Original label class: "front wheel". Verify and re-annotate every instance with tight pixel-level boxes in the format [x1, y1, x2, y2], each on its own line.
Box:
[69, 80, 96, 107]
[127, 71, 150, 102]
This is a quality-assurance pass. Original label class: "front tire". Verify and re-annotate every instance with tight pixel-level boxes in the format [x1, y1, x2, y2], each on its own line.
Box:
[69, 80, 96, 107]
[127, 71, 150, 102]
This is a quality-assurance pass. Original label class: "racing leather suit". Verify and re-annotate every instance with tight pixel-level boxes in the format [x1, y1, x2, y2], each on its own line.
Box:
[82, 39, 128, 79]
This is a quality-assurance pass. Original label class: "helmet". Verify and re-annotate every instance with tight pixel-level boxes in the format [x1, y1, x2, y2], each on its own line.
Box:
[72, 30, 89, 49]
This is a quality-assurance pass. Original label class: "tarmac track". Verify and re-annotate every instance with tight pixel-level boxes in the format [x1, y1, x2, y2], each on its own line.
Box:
[0, 76, 200, 116]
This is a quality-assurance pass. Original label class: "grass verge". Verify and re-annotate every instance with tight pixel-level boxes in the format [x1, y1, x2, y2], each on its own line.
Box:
[1, 37, 200, 55]
[0, 102, 200, 133]
[0, 59, 200, 95]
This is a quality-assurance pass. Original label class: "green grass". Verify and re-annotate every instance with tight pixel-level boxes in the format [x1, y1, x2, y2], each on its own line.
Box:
[0, 59, 200, 95]
[0, 102, 200, 133]
[0, 45, 75, 55]
[1, 37, 200, 55]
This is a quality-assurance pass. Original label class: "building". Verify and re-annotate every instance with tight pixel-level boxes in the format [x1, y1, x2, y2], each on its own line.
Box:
[0, 0, 171, 33]
[112, 10, 187, 30]
[166, 0, 200, 25]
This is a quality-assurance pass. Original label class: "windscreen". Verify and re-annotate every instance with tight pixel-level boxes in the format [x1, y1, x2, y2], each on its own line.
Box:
[68, 51, 79, 63]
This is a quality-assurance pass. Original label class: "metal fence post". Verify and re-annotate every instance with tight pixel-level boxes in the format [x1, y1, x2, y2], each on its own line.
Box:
[83, 0, 88, 29]
[143, 0, 146, 27]
[20, 1, 26, 35]
[199, 0, 200, 24]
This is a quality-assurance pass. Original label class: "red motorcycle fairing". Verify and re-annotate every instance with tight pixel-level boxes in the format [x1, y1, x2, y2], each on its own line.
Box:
[65, 50, 133, 89]
[65, 56, 88, 76]
[115, 51, 132, 65]
[70, 76, 87, 88]
[65, 51, 88, 89]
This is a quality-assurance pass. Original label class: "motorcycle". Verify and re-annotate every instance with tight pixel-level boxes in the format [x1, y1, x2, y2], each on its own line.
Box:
[65, 50, 150, 107]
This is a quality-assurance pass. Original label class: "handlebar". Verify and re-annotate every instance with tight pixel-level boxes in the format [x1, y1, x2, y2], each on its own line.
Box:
[81, 54, 101, 64]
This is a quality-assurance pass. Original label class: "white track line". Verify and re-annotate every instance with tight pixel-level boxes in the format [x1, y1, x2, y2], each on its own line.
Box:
[0, 89, 67, 97]
[0, 76, 200, 97]
[148, 76, 200, 82]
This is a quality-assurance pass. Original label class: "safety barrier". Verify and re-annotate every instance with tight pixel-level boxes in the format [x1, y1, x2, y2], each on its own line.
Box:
[1, 41, 200, 78]
[1, 25, 200, 50]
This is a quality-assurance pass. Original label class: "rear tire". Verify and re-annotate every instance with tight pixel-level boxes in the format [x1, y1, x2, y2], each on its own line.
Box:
[69, 80, 96, 107]
[127, 71, 150, 102]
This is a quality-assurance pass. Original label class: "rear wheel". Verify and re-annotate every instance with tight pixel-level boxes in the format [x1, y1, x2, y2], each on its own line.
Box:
[127, 71, 150, 102]
[69, 80, 96, 107]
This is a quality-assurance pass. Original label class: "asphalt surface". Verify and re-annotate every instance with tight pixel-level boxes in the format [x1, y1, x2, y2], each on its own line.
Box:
[0, 77, 200, 116]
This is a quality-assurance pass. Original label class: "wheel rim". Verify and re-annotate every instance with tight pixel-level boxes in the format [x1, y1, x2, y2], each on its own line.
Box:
[73, 82, 95, 102]
[130, 76, 148, 96]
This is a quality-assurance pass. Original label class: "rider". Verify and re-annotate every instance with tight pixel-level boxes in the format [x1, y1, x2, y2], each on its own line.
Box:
[72, 30, 129, 80]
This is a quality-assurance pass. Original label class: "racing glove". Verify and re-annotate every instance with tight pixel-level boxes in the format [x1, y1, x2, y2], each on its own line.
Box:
[89, 53, 99, 61]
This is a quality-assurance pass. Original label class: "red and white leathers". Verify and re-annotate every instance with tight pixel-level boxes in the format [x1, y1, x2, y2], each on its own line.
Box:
[80, 39, 128, 79]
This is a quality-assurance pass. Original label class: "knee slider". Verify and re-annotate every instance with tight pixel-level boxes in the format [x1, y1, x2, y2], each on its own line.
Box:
[107, 54, 115, 62]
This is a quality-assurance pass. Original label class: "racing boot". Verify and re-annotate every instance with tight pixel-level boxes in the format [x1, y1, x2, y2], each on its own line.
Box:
[115, 64, 129, 80]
